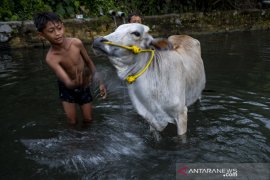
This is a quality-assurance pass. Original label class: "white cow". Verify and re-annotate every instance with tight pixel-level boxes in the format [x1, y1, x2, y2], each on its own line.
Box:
[93, 23, 206, 136]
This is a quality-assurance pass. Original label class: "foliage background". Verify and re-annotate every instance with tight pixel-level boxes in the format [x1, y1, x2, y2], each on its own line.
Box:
[0, 0, 267, 21]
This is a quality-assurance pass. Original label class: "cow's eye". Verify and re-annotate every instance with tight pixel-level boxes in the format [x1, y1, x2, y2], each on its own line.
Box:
[131, 31, 141, 37]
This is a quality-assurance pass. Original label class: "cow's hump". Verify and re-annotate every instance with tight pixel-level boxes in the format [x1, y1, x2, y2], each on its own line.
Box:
[168, 35, 200, 53]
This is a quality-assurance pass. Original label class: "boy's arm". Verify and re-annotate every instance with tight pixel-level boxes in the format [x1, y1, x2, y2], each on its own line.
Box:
[76, 39, 97, 78]
[46, 58, 81, 89]
[76, 39, 107, 98]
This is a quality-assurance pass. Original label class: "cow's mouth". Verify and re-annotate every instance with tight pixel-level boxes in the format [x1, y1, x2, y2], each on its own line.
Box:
[92, 46, 108, 56]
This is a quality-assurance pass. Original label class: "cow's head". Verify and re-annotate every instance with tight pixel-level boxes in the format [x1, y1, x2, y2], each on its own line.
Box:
[93, 23, 172, 56]
[93, 23, 172, 79]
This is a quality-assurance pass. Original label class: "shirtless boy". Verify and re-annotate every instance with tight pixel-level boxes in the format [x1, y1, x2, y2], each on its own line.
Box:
[33, 12, 107, 125]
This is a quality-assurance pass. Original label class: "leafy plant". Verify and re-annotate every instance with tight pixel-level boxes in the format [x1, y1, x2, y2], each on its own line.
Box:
[0, 0, 266, 21]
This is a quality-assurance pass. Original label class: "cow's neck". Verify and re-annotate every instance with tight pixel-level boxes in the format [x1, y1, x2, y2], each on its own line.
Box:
[124, 52, 153, 81]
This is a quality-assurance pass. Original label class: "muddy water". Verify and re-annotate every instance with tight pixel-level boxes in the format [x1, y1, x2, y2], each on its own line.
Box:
[0, 31, 269, 179]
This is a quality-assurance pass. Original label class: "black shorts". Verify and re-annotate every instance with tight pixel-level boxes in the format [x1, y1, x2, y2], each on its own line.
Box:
[57, 80, 93, 105]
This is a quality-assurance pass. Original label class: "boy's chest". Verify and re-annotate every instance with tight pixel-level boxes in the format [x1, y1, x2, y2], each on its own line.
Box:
[57, 48, 82, 65]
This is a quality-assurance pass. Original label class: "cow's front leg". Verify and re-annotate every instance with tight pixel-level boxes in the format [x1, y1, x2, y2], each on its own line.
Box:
[176, 106, 187, 136]
[150, 125, 161, 141]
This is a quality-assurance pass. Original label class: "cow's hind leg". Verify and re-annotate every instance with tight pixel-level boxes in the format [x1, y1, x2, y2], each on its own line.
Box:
[176, 106, 188, 136]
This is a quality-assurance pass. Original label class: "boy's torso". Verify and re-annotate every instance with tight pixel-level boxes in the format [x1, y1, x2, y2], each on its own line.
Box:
[48, 38, 85, 79]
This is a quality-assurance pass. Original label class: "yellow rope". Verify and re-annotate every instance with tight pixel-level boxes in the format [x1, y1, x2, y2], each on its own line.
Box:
[103, 41, 155, 84]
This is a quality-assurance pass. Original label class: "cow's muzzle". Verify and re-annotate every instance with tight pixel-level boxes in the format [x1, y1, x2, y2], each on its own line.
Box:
[92, 37, 109, 55]
[93, 37, 108, 47]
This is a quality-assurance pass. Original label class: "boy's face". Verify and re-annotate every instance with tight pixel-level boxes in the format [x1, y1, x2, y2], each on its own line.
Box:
[39, 21, 65, 44]
[130, 16, 142, 23]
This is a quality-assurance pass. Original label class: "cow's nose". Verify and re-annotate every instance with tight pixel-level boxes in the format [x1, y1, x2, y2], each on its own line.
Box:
[94, 37, 108, 44]
[93, 37, 109, 49]
[100, 37, 109, 43]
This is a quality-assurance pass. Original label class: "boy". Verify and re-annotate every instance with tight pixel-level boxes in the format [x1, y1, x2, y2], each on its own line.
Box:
[128, 13, 142, 23]
[33, 12, 107, 125]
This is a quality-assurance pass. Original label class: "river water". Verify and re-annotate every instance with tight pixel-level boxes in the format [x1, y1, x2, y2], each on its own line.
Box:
[0, 31, 269, 179]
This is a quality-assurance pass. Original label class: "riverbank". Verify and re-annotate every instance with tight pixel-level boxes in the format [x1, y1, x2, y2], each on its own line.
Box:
[1, 9, 270, 49]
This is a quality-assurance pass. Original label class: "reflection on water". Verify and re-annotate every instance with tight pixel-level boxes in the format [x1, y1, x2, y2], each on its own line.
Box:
[0, 31, 270, 179]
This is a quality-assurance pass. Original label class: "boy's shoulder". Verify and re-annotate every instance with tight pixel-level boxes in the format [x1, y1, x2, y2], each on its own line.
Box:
[63, 37, 83, 50]
[69, 37, 82, 45]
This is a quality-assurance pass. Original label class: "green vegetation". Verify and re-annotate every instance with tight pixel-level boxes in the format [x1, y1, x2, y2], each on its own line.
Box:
[0, 0, 118, 21]
[0, 0, 267, 21]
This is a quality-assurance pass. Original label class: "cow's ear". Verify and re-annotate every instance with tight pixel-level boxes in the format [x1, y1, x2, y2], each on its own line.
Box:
[150, 38, 173, 50]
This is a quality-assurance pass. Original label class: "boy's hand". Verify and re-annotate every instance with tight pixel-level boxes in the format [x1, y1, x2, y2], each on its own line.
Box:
[99, 84, 107, 99]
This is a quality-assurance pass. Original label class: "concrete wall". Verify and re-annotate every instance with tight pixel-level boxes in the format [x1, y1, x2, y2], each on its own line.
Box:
[1, 9, 270, 49]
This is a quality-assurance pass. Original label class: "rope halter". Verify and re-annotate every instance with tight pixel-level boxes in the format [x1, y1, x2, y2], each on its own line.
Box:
[103, 41, 155, 84]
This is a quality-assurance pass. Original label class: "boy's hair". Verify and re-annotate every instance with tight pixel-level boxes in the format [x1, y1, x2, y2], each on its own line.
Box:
[33, 12, 62, 32]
